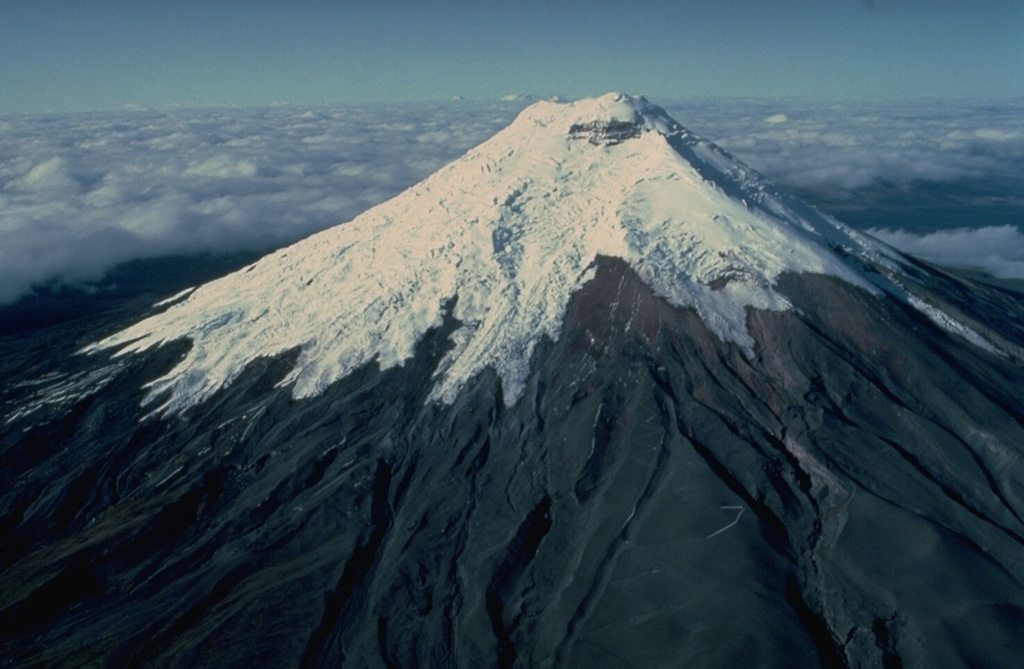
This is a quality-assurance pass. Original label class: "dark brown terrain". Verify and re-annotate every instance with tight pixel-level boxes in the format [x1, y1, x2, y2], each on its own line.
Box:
[3, 251, 1024, 667]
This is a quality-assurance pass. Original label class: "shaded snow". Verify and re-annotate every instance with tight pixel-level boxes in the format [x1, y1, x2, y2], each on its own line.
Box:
[905, 294, 1002, 356]
[87, 93, 903, 414]
[153, 286, 196, 308]
[4, 364, 123, 425]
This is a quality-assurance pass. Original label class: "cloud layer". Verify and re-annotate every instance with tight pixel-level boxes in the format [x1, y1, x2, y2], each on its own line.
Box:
[664, 98, 1024, 190]
[1, 98, 1021, 303]
[0, 103, 520, 303]
[869, 225, 1024, 281]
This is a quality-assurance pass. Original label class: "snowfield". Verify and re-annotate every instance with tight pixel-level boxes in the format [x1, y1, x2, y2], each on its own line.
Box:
[86, 94, 994, 414]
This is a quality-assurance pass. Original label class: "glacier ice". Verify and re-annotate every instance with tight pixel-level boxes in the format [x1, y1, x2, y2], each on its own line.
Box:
[86, 93, 911, 414]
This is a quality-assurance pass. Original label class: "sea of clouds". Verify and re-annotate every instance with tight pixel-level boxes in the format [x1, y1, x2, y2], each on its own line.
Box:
[1, 98, 1022, 303]
[666, 98, 1024, 191]
[667, 98, 1024, 281]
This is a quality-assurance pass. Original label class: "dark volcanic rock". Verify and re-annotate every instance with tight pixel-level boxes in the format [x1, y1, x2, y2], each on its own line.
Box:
[2, 256, 1024, 667]
[568, 120, 644, 145]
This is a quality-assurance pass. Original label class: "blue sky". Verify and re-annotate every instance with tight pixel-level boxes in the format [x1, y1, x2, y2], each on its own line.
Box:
[2, 0, 1022, 113]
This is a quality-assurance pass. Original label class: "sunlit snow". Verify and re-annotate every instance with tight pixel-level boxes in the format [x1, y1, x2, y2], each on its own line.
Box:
[87, 94, 906, 414]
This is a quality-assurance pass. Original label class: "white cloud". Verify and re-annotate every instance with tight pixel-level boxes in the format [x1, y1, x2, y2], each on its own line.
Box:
[0, 102, 521, 304]
[869, 225, 1024, 281]
[182, 155, 258, 179]
[0, 98, 1021, 304]
[663, 98, 1024, 191]
[5, 156, 80, 193]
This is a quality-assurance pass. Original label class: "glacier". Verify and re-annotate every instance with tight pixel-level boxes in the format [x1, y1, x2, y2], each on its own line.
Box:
[86, 93, 939, 414]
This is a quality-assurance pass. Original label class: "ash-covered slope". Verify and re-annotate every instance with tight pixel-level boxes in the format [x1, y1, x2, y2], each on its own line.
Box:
[3, 94, 1024, 668]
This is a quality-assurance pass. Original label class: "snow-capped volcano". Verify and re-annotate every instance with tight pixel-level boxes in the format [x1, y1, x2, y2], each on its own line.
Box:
[5, 94, 1024, 668]
[90, 93, 906, 414]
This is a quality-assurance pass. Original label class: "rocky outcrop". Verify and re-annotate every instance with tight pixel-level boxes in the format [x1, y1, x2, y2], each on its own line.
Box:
[568, 120, 644, 145]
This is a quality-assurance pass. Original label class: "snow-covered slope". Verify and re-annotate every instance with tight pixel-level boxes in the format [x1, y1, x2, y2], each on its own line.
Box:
[87, 93, 906, 414]
[9, 94, 1024, 669]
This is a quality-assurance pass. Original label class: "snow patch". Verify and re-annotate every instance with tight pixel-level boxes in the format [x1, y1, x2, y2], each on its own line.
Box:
[905, 294, 1002, 356]
[153, 286, 197, 308]
[4, 365, 122, 425]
